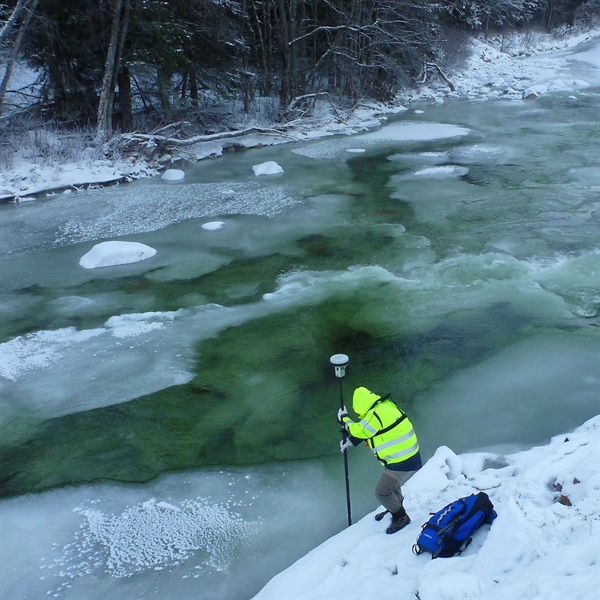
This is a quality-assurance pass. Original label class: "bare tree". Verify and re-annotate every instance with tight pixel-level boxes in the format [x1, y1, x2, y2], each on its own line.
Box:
[0, 0, 40, 116]
[95, 0, 131, 144]
[286, 0, 442, 103]
[0, 0, 29, 43]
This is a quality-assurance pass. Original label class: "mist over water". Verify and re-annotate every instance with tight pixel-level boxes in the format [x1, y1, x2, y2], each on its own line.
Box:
[1, 86, 599, 598]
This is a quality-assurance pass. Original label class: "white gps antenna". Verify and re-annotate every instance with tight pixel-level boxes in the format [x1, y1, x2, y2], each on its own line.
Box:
[330, 353, 349, 378]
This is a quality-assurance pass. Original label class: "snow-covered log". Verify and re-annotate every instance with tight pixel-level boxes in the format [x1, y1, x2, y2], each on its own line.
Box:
[121, 125, 295, 147]
[115, 125, 300, 160]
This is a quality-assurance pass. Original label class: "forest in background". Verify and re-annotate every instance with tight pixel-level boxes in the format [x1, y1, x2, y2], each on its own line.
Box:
[1, 0, 599, 144]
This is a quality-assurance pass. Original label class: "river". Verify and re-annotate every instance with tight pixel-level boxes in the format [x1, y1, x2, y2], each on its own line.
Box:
[1, 67, 599, 599]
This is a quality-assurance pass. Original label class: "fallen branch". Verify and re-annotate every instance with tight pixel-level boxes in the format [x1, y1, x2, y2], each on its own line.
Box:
[423, 61, 456, 92]
[1, 176, 128, 204]
[287, 92, 331, 112]
[121, 125, 295, 148]
[151, 121, 191, 135]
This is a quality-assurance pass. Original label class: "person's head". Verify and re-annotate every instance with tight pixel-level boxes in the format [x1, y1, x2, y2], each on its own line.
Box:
[352, 387, 380, 417]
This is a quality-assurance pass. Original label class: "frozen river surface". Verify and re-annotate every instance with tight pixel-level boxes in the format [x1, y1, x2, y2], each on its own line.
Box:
[1, 60, 599, 599]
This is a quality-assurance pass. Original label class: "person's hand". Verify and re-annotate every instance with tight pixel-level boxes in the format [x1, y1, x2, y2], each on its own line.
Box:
[337, 406, 349, 424]
[340, 438, 353, 453]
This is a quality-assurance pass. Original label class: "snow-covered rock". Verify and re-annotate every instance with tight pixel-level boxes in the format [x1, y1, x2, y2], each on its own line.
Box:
[522, 85, 545, 99]
[413, 165, 469, 178]
[252, 161, 284, 176]
[79, 241, 157, 269]
[161, 169, 185, 181]
[201, 221, 225, 231]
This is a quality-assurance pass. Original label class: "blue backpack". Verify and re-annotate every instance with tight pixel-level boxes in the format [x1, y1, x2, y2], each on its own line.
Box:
[412, 492, 497, 558]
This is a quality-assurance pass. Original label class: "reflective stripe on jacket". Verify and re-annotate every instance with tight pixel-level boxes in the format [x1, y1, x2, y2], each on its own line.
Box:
[345, 389, 419, 467]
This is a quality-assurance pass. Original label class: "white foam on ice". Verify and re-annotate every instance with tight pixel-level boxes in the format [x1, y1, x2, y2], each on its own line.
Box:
[263, 249, 599, 336]
[69, 497, 256, 579]
[0, 327, 105, 381]
[0, 181, 303, 256]
[0, 456, 369, 600]
[104, 311, 176, 338]
[386, 151, 449, 165]
[447, 144, 515, 164]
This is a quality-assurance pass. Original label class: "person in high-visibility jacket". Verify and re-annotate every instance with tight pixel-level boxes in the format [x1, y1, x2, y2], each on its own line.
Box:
[338, 386, 422, 534]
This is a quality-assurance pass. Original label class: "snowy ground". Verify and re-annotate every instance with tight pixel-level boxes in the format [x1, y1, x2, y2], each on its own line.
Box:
[0, 28, 599, 201]
[254, 417, 600, 600]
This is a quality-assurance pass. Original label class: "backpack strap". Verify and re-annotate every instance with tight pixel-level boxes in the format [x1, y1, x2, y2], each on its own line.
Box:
[366, 392, 392, 413]
[369, 394, 407, 435]
[374, 414, 407, 436]
[428, 501, 467, 535]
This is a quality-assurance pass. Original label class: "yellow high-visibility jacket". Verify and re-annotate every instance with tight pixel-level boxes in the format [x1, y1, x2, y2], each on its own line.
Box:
[343, 387, 419, 467]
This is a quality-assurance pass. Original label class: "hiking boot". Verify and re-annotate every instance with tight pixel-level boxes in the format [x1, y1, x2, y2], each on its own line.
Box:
[386, 510, 410, 534]
[375, 510, 389, 522]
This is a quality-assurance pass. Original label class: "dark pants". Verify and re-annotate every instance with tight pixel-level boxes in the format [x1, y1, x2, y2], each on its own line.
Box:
[375, 468, 416, 513]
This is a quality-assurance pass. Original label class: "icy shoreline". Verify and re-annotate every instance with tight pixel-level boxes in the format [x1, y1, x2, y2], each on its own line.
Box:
[1, 28, 598, 203]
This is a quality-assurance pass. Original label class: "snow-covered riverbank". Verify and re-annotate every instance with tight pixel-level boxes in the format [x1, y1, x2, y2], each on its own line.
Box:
[254, 417, 600, 600]
[1, 28, 598, 202]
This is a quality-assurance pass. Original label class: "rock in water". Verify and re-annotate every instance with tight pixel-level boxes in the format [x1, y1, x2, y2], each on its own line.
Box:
[79, 241, 157, 269]
[161, 169, 185, 181]
[252, 161, 284, 176]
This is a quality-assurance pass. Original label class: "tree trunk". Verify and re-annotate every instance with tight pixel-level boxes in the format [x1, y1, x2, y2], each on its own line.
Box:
[189, 69, 198, 107]
[95, 0, 124, 144]
[276, 0, 292, 110]
[545, 0, 555, 31]
[0, 0, 28, 44]
[181, 72, 188, 103]
[117, 66, 133, 131]
[157, 68, 172, 118]
[0, 0, 39, 117]
[108, 0, 131, 132]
